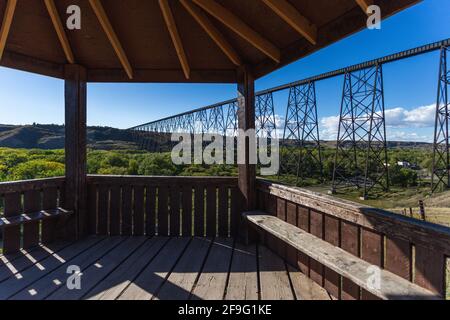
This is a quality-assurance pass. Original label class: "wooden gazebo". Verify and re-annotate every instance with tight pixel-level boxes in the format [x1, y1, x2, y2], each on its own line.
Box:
[1, 0, 448, 301]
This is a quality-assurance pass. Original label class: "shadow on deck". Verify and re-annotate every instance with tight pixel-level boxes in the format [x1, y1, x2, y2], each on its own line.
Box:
[0, 237, 331, 300]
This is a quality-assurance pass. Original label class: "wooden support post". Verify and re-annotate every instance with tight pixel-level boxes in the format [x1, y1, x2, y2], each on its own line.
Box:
[64, 64, 87, 239]
[237, 66, 257, 243]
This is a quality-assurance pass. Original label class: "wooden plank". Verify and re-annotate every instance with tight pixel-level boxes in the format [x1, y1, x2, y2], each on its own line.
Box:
[262, 0, 317, 44]
[41, 187, 58, 244]
[218, 186, 228, 237]
[0, 0, 17, 60]
[287, 265, 331, 300]
[181, 185, 193, 236]
[191, 238, 234, 300]
[0, 242, 70, 283]
[159, 0, 190, 79]
[324, 215, 340, 299]
[225, 243, 258, 300]
[246, 214, 440, 300]
[169, 185, 181, 236]
[97, 184, 109, 235]
[157, 186, 169, 236]
[296, 206, 309, 275]
[87, 183, 97, 235]
[180, 0, 241, 66]
[206, 185, 217, 237]
[157, 237, 211, 300]
[361, 228, 383, 300]
[88, 0, 133, 79]
[3, 192, 22, 254]
[22, 190, 41, 249]
[192, 0, 280, 63]
[341, 221, 360, 300]
[109, 185, 121, 236]
[309, 210, 324, 286]
[414, 246, 445, 297]
[44, 0, 75, 63]
[285, 202, 297, 266]
[258, 245, 294, 300]
[11, 237, 124, 300]
[87, 238, 169, 300]
[385, 237, 411, 280]
[47, 237, 147, 300]
[119, 238, 190, 300]
[121, 185, 132, 236]
[0, 237, 103, 299]
[133, 186, 145, 236]
[146, 186, 156, 236]
[194, 185, 205, 236]
[230, 187, 241, 237]
[276, 197, 286, 221]
[0, 209, 71, 228]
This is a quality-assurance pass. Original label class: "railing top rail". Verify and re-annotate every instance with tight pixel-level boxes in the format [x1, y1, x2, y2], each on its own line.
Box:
[87, 175, 238, 187]
[0, 177, 65, 194]
[130, 38, 450, 130]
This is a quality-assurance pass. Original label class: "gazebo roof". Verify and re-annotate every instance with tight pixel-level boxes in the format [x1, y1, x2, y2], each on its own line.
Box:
[0, 0, 419, 83]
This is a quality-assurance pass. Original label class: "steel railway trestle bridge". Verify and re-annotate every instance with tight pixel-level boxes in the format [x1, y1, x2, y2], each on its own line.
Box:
[130, 39, 450, 198]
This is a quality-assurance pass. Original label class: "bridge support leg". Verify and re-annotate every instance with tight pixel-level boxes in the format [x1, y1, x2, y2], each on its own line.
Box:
[64, 64, 88, 239]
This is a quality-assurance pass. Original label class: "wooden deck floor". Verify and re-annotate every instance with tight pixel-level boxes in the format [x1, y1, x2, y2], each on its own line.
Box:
[0, 237, 331, 300]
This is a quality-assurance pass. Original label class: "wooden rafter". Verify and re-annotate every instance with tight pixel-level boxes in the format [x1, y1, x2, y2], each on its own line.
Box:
[89, 0, 133, 79]
[44, 0, 75, 64]
[192, 0, 280, 63]
[180, 0, 241, 66]
[355, 0, 373, 14]
[262, 0, 317, 45]
[159, 0, 190, 79]
[0, 0, 17, 61]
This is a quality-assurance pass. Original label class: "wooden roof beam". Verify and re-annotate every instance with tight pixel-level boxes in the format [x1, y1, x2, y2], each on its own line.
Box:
[355, 0, 374, 15]
[44, 0, 75, 64]
[180, 0, 241, 66]
[0, 0, 17, 61]
[262, 0, 317, 45]
[192, 0, 280, 63]
[89, 0, 133, 79]
[159, 0, 190, 79]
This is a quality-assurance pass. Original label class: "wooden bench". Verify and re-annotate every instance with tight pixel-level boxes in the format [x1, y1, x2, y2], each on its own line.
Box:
[244, 212, 442, 300]
[0, 208, 72, 228]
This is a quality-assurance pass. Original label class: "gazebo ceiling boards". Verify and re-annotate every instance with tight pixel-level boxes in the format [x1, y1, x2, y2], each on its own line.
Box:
[0, 0, 419, 83]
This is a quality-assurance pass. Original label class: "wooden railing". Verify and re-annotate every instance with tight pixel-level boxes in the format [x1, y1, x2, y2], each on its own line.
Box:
[256, 179, 450, 300]
[86, 175, 241, 238]
[0, 177, 66, 254]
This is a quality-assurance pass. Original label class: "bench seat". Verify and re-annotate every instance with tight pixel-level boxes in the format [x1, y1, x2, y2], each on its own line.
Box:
[245, 212, 441, 300]
[0, 208, 73, 228]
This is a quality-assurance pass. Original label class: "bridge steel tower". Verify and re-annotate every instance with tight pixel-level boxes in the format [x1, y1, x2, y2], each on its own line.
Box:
[432, 46, 450, 192]
[279, 82, 323, 183]
[331, 64, 389, 199]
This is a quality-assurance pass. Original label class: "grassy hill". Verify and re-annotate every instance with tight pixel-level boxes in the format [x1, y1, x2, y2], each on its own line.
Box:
[0, 124, 138, 150]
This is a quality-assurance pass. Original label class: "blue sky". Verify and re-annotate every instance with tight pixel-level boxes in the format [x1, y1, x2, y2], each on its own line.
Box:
[1, 0, 449, 142]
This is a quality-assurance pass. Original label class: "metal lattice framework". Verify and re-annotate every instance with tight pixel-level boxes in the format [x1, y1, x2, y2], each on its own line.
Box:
[279, 82, 322, 182]
[255, 93, 277, 138]
[432, 46, 450, 192]
[129, 38, 450, 197]
[331, 65, 389, 198]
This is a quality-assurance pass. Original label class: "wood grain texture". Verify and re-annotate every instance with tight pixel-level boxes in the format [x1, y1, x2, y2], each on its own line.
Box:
[133, 186, 145, 236]
[324, 215, 340, 299]
[181, 185, 193, 236]
[226, 243, 258, 300]
[41, 186, 58, 243]
[385, 237, 411, 280]
[146, 186, 157, 236]
[169, 185, 181, 236]
[22, 190, 41, 249]
[246, 214, 440, 300]
[340, 221, 360, 300]
[3, 192, 22, 254]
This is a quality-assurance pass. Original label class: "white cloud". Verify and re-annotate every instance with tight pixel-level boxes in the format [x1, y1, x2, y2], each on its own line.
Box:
[385, 104, 435, 128]
[317, 104, 435, 142]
